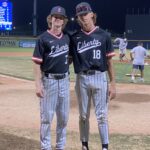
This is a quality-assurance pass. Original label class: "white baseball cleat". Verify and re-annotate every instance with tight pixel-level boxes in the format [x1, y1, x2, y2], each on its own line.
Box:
[130, 76, 136, 83]
[130, 79, 136, 83]
[82, 146, 88, 150]
[139, 78, 144, 83]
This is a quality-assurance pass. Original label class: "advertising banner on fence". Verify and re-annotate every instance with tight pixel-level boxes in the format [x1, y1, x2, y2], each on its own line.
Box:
[19, 40, 36, 48]
[0, 39, 19, 47]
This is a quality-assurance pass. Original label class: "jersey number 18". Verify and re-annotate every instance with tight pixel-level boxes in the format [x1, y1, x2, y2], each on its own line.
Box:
[93, 49, 101, 59]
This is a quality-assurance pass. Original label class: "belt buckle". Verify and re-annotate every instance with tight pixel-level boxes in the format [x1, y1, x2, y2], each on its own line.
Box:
[83, 70, 95, 75]
[44, 73, 49, 77]
[88, 70, 95, 75]
[53, 74, 66, 80]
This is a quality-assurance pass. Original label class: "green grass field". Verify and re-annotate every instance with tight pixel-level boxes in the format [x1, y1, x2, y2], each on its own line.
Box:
[0, 47, 34, 52]
[0, 47, 150, 84]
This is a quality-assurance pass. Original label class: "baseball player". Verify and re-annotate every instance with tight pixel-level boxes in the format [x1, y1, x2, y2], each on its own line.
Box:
[130, 41, 149, 83]
[70, 2, 116, 150]
[32, 6, 70, 150]
[114, 37, 128, 61]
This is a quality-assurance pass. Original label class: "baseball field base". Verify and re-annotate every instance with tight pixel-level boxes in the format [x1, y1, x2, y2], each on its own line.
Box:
[126, 74, 141, 77]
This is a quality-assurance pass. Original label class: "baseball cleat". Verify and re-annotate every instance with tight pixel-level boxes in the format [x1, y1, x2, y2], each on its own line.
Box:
[82, 145, 89, 150]
[102, 148, 108, 150]
[139, 78, 144, 82]
[130, 78, 136, 83]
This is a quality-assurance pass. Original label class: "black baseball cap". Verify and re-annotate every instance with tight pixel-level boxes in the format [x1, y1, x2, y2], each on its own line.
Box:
[76, 2, 92, 16]
[50, 6, 67, 18]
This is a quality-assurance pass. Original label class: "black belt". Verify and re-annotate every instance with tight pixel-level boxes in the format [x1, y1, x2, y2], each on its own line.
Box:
[82, 70, 96, 75]
[44, 73, 67, 80]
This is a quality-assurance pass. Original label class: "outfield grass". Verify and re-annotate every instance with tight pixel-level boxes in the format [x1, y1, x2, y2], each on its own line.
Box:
[0, 47, 150, 84]
[114, 62, 150, 84]
[0, 56, 34, 80]
[0, 56, 75, 81]
[0, 56, 150, 84]
[0, 47, 34, 52]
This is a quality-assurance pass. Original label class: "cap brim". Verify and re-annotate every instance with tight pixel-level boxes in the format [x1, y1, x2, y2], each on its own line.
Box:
[76, 10, 92, 16]
[51, 12, 67, 18]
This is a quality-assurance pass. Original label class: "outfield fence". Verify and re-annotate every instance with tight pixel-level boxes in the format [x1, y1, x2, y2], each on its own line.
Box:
[127, 40, 150, 50]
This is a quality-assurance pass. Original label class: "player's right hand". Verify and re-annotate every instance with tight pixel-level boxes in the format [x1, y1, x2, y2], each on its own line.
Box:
[109, 83, 116, 100]
[35, 84, 44, 98]
[36, 90, 44, 98]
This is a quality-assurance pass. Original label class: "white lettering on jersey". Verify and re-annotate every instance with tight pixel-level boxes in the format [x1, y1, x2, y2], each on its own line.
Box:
[48, 44, 69, 57]
[49, 40, 54, 43]
[77, 39, 101, 53]
[76, 36, 81, 39]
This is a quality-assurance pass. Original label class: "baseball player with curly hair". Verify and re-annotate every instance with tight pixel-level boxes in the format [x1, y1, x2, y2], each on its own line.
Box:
[70, 2, 116, 150]
[32, 6, 70, 150]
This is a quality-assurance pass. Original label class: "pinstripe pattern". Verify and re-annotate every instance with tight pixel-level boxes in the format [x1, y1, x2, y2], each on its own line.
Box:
[40, 75, 70, 150]
[75, 71, 109, 144]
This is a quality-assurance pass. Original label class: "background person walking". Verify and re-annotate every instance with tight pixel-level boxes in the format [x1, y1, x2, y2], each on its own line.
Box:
[130, 41, 149, 83]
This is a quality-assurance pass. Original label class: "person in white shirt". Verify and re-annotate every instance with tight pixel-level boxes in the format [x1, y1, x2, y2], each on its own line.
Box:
[114, 38, 128, 61]
[130, 41, 149, 83]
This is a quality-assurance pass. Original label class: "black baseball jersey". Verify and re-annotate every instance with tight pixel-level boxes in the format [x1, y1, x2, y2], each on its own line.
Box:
[32, 31, 70, 74]
[70, 27, 115, 73]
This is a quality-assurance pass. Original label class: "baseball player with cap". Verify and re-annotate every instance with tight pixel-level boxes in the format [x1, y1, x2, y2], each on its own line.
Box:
[114, 37, 128, 61]
[70, 2, 116, 150]
[32, 6, 70, 150]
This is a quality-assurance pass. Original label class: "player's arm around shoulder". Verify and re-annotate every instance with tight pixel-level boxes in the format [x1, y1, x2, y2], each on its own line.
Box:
[107, 57, 116, 100]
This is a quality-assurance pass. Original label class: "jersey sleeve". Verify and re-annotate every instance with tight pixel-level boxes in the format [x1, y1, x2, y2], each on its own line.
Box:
[32, 38, 44, 64]
[106, 34, 115, 58]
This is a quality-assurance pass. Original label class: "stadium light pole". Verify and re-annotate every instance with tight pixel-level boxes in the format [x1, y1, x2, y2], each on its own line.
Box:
[33, 0, 37, 37]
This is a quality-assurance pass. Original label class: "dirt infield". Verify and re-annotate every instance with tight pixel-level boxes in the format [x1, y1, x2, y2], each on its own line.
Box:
[0, 52, 32, 57]
[0, 75, 150, 149]
[0, 74, 150, 135]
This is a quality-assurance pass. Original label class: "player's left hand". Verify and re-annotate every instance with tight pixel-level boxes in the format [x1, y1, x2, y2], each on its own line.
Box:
[109, 83, 116, 100]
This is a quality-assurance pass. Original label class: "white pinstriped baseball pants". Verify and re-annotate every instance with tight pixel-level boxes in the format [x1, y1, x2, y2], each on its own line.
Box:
[40, 75, 70, 150]
[75, 71, 109, 144]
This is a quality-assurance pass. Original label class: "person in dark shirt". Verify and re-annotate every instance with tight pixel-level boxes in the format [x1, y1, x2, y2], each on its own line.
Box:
[70, 2, 116, 150]
[32, 6, 70, 150]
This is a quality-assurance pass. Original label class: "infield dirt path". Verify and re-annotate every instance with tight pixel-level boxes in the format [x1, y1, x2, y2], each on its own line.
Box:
[0, 75, 150, 139]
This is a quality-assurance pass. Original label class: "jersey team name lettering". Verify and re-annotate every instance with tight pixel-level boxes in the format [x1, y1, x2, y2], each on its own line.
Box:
[49, 44, 69, 57]
[77, 39, 101, 53]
